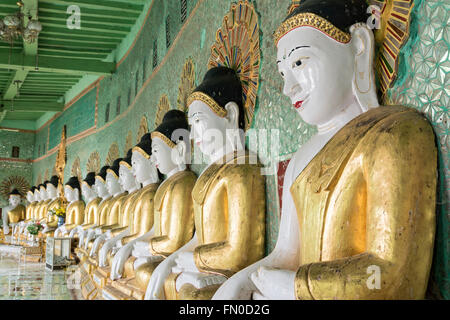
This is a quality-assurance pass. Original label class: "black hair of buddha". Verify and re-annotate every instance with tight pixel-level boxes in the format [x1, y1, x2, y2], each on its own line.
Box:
[9, 189, 21, 196]
[193, 66, 245, 130]
[110, 158, 123, 176]
[136, 133, 152, 157]
[29, 186, 37, 193]
[66, 176, 81, 191]
[98, 166, 110, 181]
[285, 0, 369, 33]
[43, 180, 50, 188]
[48, 175, 59, 188]
[84, 172, 96, 187]
[154, 110, 189, 142]
[38, 184, 45, 190]
[122, 149, 133, 167]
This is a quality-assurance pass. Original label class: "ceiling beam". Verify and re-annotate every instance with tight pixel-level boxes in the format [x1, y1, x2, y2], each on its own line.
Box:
[2, 70, 28, 99]
[22, 0, 39, 56]
[0, 51, 115, 76]
[38, 0, 143, 13]
[0, 100, 64, 112]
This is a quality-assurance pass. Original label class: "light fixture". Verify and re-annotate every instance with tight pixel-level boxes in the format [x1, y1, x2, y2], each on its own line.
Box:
[0, 3, 42, 44]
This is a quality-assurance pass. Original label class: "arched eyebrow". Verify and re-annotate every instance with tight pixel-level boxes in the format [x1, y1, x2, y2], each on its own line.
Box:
[277, 45, 310, 64]
[288, 46, 310, 58]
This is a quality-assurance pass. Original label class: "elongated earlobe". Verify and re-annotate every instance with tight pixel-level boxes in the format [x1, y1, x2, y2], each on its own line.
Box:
[350, 23, 379, 111]
[224, 102, 239, 129]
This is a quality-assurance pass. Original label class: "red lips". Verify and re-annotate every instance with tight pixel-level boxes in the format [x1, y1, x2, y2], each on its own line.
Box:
[294, 101, 304, 109]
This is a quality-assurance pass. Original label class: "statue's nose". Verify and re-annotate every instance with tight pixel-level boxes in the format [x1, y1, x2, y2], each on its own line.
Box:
[283, 72, 301, 99]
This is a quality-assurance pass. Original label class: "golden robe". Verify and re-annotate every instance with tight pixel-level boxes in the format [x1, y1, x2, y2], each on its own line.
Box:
[80, 197, 102, 230]
[165, 152, 266, 299]
[64, 200, 86, 232]
[7, 204, 26, 223]
[25, 202, 38, 221]
[291, 106, 437, 300]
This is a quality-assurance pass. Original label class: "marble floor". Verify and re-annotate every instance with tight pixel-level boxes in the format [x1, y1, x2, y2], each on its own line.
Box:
[0, 249, 81, 300]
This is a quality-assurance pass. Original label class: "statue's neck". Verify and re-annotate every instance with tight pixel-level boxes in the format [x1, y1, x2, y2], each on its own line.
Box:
[102, 194, 112, 201]
[166, 165, 184, 178]
[142, 178, 155, 187]
[112, 190, 123, 198]
[209, 140, 245, 165]
[316, 98, 362, 136]
[9, 203, 18, 210]
[126, 186, 138, 194]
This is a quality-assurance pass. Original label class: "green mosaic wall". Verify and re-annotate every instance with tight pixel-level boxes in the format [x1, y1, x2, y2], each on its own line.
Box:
[387, 0, 449, 299]
[0, 130, 34, 206]
[26, 0, 448, 298]
[49, 88, 97, 150]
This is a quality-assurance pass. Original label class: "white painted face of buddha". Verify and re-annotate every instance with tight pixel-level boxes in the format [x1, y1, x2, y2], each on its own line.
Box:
[81, 183, 96, 201]
[131, 151, 158, 184]
[151, 137, 177, 175]
[39, 187, 48, 200]
[188, 100, 240, 158]
[46, 184, 58, 199]
[276, 27, 356, 126]
[106, 172, 122, 195]
[9, 195, 21, 207]
[34, 190, 41, 202]
[26, 192, 34, 203]
[119, 165, 137, 191]
[64, 185, 74, 203]
[95, 178, 109, 198]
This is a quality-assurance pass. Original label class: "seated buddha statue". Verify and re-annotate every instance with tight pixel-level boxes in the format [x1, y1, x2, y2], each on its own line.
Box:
[25, 187, 38, 221]
[89, 158, 128, 258]
[36, 183, 51, 223]
[54, 177, 86, 237]
[108, 133, 161, 282]
[1, 189, 26, 237]
[103, 110, 196, 300]
[82, 166, 113, 252]
[13, 186, 37, 239]
[213, 0, 437, 300]
[145, 67, 266, 300]
[97, 148, 142, 268]
[41, 176, 64, 235]
[70, 172, 102, 245]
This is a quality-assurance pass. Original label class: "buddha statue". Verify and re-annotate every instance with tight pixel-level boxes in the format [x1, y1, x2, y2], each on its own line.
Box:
[1, 189, 25, 236]
[213, 0, 437, 300]
[41, 176, 64, 235]
[89, 158, 128, 258]
[31, 185, 43, 221]
[70, 172, 102, 246]
[54, 177, 86, 237]
[25, 187, 38, 221]
[108, 133, 161, 282]
[103, 110, 197, 300]
[82, 166, 112, 251]
[36, 183, 51, 223]
[97, 148, 142, 268]
[145, 67, 266, 300]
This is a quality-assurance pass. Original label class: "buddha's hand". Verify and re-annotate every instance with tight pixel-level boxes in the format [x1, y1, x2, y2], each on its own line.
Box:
[132, 241, 150, 258]
[172, 252, 199, 273]
[250, 267, 297, 300]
